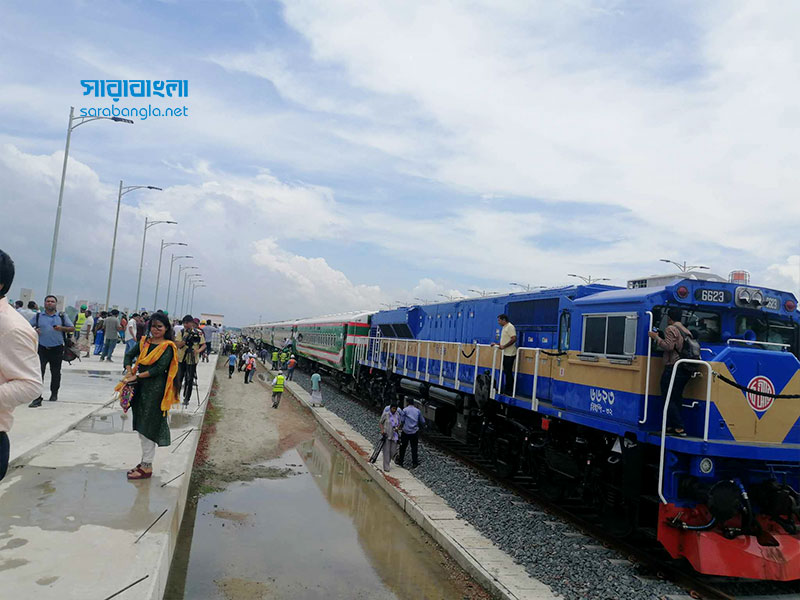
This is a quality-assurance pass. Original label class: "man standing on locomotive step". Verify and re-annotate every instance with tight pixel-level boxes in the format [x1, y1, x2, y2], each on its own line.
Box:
[648, 308, 690, 436]
[493, 314, 517, 395]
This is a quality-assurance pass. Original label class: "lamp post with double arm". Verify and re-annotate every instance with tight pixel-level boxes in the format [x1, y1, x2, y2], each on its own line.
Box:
[47, 106, 134, 295]
[135, 217, 177, 312]
[104, 182, 162, 311]
[174, 265, 197, 316]
[154, 241, 187, 311]
[182, 273, 202, 316]
[166, 254, 192, 317]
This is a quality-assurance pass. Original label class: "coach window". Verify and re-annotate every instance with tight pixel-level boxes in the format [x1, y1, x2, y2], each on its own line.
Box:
[581, 313, 637, 357]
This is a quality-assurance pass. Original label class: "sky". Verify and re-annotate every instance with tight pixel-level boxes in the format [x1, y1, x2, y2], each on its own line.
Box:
[2, 0, 800, 326]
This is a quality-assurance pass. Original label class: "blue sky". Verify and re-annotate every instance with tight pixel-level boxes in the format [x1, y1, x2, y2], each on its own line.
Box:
[2, 1, 799, 325]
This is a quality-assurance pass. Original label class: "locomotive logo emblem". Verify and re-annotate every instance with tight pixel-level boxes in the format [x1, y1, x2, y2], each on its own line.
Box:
[746, 376, 775, 413]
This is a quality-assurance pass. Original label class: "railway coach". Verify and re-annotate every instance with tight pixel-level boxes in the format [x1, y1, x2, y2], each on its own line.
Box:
[246, 311, 373, 386]
[353, 272, 800, 581]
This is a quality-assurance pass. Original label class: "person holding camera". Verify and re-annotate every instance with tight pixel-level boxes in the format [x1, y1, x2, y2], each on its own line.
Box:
[174, 314, 206, 406]
[378, 401, 402, 472]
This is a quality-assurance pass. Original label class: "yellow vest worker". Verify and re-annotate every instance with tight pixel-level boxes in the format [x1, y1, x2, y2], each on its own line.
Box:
[271, 374, 286, 408]
[75, 311, 87, 335]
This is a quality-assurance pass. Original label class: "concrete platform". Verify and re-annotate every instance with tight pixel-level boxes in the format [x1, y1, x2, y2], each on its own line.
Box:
[0, 351, 217, 600]
[272, 370, 558, 600]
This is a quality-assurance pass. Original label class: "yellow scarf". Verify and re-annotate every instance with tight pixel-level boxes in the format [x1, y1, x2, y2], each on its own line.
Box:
[115, 339, 180, 415]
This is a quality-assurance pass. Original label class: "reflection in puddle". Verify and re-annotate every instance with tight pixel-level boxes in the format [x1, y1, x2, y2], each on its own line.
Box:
[165, 430, 468, 600]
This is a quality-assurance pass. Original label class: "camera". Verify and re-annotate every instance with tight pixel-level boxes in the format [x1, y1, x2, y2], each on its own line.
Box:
[184, 329, 202, 348]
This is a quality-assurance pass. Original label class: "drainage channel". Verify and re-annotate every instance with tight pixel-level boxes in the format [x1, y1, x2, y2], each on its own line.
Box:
[164, 364, 488, 600]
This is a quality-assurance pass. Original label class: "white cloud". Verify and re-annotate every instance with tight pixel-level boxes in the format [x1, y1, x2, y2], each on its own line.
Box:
[251, 237, 384, 314]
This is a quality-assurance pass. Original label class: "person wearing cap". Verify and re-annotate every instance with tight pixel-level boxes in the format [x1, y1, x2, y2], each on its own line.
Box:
[378, 402, 402, 472]
[78, 310, 94, 357]
[174, 314, 206, 405]
[74, 305, 88, 341]
[286, 354, 297, 381]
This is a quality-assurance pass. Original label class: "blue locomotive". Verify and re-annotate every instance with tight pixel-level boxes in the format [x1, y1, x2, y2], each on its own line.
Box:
[353, 271, 800, 580]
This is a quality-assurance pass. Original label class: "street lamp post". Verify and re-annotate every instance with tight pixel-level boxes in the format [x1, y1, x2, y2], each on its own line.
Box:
[659, 258, 710, 272]
[414, 297, 432, 304]
[47, 106, 133, 295]
[166, 254, 192, 316]
[135, 217, 177, 312]
[468, 289, 497, 297]
[567, 273, 610, 285]
[104, 182, 162, 311]
[154, 240, 187, 311]
[190, 282, 205, 314]
[174, 265, 197, 316]
[182, 273, 201, 316]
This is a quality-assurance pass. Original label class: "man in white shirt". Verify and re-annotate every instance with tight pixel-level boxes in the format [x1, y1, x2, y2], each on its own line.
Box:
[124, 313, 139, 354]
[493, 314, 517, 395]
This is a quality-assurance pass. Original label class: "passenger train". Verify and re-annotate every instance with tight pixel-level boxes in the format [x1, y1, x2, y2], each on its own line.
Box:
[244, 270, 800, 581]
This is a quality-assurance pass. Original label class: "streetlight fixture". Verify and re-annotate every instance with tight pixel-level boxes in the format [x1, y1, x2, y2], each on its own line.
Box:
[104, 182, 162, 311]
[47, 106, 133, 295]
[414, 297, 432, 304]
[166, 254, 192, 316]
[567, 274, 610, 285]
[659, 258, 710, 272]
[135, 217, 177, 311]
[174, 265, 197, 316]
[468, 289, 497, 297]
[154, 240, 187, 311]
[181, 272, 202, 316]
[438, 293, 463, 301]
[509, 282, 546, 292]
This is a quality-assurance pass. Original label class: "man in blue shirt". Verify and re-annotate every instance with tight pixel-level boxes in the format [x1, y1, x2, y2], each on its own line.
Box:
[227, 352, 237, 378]
[396, 397, 425, 469]
[28, 295, 74, 407]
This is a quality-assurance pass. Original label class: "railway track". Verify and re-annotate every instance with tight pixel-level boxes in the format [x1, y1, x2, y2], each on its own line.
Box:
[338, 383, 800, 600]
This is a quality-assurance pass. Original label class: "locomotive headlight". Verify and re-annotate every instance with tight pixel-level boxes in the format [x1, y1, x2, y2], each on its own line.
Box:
[738, 289, 751, 304]
[752, 290, 764, 306]
[699, 457, 714, 474]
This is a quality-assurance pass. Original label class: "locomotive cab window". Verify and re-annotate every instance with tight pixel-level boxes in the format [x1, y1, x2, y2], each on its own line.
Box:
[735, 315, 798, 352]
[581, 313, 637, 357]
[652, 306, 721, 343]
[558, 311, 570, 352]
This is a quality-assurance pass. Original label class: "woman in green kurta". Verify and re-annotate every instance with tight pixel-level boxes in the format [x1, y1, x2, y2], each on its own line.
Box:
[122, 313, 179, 479]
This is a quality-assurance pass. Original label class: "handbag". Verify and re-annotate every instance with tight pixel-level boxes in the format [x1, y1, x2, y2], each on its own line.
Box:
[117, 382, 136, 413]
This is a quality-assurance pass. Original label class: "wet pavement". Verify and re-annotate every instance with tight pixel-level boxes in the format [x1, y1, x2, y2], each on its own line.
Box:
[165, 429, 483, 600]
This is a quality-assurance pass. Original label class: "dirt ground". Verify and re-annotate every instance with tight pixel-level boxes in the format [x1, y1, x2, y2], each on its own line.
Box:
[180, 359, 491, 600]
[191, 360, 316, 494]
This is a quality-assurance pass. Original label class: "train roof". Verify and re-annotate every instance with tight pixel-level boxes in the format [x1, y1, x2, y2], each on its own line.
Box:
[250, 310, 376, 328]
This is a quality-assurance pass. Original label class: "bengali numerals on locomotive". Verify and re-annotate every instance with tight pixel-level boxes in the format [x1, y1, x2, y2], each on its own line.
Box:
[589, 388, 615, 416]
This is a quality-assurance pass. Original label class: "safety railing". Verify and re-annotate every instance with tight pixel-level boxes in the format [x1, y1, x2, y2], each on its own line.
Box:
[361, 336, 500, 392]
[727, 338, 791, 349]
[360, 336, 544, 408]
[657, 358, 713, 503]
[640, 311, 653, 424]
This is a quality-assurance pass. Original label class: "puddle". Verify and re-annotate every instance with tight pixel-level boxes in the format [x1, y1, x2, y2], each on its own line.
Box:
[73, 410, 132, 434]
[0, 465, 175, 534]
[165, 431, 473, 600]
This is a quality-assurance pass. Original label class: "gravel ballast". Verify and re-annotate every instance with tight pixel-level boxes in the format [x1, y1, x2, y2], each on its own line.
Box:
[286, 367, 686, 600]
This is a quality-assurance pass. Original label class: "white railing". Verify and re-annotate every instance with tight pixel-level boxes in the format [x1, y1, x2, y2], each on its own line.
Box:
[359, 336, 544, 408]
[640, 310, 653, 424]
[657, 358, 713, 503]
[727, 338, 791, 349]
